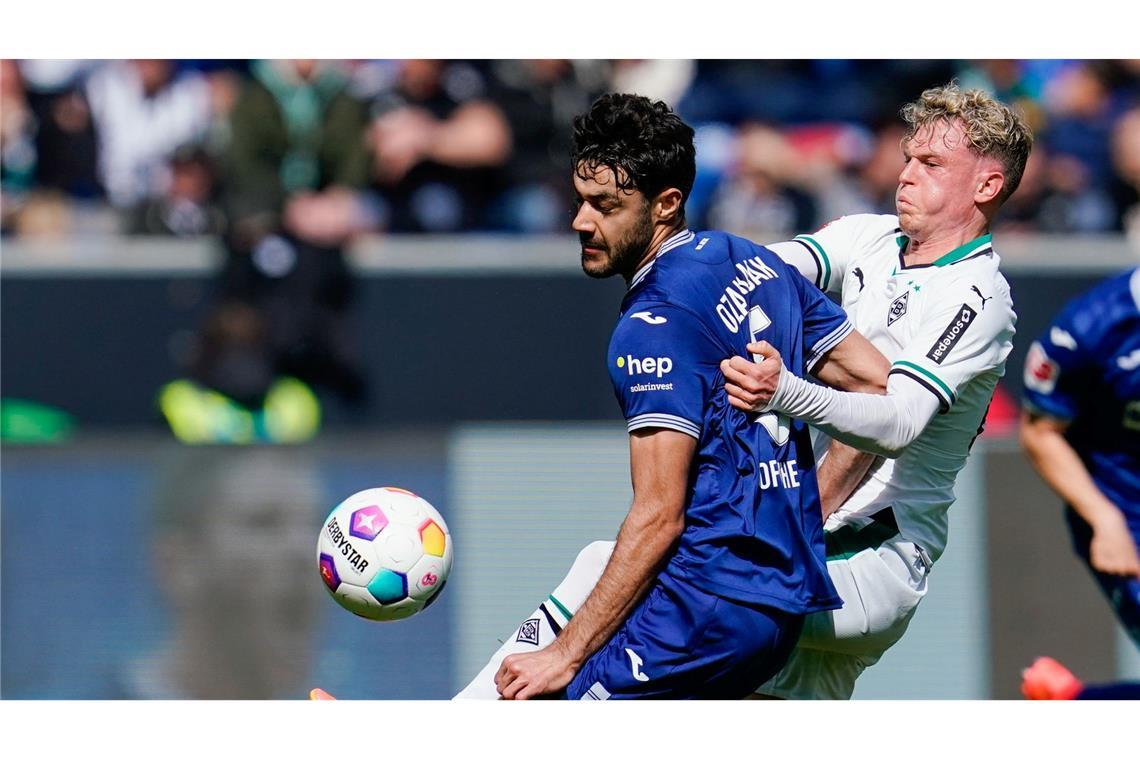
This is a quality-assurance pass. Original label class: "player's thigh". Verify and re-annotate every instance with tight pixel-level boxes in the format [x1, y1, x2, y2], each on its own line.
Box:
[565, 576, 803, 700]
[796, 541, 927, 656]
[757, 645, 872, 700]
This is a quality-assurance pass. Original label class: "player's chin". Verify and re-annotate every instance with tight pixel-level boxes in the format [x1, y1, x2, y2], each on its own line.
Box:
[580, 251, 615, 279]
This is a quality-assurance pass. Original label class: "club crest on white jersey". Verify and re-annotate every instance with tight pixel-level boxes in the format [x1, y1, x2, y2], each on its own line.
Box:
[887, 291, 909, 326]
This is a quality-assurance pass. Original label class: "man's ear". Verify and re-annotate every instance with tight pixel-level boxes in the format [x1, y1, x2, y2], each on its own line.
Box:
[653, 187, 684, 223]
[976, 169, 1006, 205]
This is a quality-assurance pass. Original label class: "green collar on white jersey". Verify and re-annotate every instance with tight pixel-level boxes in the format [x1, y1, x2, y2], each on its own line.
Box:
[896, 232, 993, 271]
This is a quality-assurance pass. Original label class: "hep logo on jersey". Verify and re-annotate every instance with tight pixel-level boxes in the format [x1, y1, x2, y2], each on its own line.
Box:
[1024, 341, 1059, 394]
[617, 355, 673, 378]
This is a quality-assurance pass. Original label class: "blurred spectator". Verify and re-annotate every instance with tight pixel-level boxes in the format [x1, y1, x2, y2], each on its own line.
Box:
[368, 59, 511, 232]
[851, 123, 909, 216]
[1033, 62, 1127, 232]
[85, 60, 230, 218]
[993, 148, 1050, 232]
[219, 59, 374, 405]
[158, 301, 321, 445]
[4, 59, 1139, 241]
[4, 60, 101, 236]
[17, 60, 100, 199]
[784, 121, 878, 223]
[678, 60, 956, 128]
[127, 145, 225, 236]
[119, 447, 323, 698]
[485, 60, 607, 232]
[706, 122, 816, 239]
[957, 60, 1047, 133]
[1109, 107, 1140, 241]
[1, 59, 36, 233]
[609, 59, 695, 110]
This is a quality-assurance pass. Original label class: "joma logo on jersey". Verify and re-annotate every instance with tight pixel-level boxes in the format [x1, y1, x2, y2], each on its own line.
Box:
[617, 355, 673, 378]
[926, 304, 977, 365]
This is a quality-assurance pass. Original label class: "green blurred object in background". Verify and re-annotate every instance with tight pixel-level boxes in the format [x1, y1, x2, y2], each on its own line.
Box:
[0, 398, 76, 444]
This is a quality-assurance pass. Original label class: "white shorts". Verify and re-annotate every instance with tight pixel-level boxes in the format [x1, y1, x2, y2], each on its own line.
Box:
[757, 529, 930, 700]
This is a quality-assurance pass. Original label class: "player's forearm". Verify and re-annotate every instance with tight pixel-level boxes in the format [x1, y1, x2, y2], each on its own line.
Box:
[810, 330, 889, 395]
[768, 366, 938, 458]
[1020, 414, 1124, 530]
[552, 504, 682, 668]
[817, 441, 879, 520]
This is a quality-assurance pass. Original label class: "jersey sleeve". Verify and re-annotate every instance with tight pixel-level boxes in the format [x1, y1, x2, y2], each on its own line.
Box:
[888, 280, 1015, 412]
[785, 262, 855, 373]
[608, 302, 722, 439]
[1021, 311, 1091, 423]
[764, 214, 887, 295]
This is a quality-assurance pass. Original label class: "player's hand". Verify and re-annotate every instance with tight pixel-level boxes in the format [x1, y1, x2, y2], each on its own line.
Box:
[1090, 512, 1140, 578]
[495, 643, 576, 700]
[720, 341, 784, 412]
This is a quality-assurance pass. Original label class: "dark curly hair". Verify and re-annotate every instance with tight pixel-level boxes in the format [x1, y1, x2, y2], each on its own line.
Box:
[571, 94, 696, 221]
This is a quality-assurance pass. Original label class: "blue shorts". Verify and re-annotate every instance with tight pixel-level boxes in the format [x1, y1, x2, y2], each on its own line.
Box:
[565, 573, 804, 700]
[1066, 506, 1140, 648]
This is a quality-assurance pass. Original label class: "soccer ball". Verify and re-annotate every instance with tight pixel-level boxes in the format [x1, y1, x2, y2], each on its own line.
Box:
[316, 487, 453, 621]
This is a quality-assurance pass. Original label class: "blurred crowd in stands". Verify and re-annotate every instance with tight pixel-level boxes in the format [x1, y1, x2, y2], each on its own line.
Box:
[3, 59, 1138, 441]
[3, 59, 1140, 242]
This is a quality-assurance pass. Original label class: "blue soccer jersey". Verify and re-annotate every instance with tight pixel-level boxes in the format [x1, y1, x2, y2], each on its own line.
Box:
[1022, 267, 1140, 531]
[607, 228, 852, 614]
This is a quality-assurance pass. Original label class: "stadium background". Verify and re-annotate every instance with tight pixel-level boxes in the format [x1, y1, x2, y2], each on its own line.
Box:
[2, 59, 1138, 700]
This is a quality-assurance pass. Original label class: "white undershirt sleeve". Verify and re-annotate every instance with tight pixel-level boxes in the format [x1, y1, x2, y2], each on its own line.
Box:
[766, 364, 942, 458]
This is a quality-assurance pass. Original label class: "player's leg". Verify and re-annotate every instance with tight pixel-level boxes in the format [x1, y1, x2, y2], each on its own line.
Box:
[452, 540, 614, 699]
[757, 519, 929, 699]
[565, 573, 804, 700]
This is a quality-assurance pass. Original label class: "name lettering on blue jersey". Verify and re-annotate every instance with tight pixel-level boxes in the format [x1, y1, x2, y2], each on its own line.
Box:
[757, 460, 800, 490]
[1119, 349, 1140, 371]
[716, 256, 780, 333]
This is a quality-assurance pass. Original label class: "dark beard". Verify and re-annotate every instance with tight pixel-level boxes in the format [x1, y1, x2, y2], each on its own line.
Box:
[580, 208, 655, 280]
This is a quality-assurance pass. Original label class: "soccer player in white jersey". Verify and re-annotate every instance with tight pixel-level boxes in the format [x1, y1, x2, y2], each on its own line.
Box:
[455, 83, 1032, 700]
[718, 83, 1032, 698]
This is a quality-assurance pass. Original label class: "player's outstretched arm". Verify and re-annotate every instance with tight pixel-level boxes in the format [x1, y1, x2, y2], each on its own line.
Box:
[1020, 410, 1140, 578]
[721, 339, 940, 459]
[494, 429, 695, 699]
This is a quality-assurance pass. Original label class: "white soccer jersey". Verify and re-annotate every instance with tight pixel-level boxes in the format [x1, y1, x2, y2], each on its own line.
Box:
[768, 214, 1016, 562]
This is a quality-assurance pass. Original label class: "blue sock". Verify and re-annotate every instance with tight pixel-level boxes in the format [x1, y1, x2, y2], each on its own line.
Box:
[1076, 681, 1140, 700]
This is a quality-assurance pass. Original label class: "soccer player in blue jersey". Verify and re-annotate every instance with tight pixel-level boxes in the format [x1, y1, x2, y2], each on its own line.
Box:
[479, 94, 890, 700]
[1020, 267, 1140, 648]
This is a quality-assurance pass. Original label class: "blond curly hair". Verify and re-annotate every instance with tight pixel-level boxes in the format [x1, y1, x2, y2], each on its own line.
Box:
[901, 83, 1034, 203]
